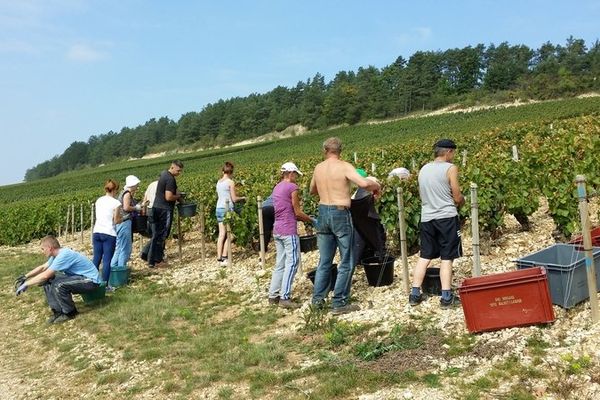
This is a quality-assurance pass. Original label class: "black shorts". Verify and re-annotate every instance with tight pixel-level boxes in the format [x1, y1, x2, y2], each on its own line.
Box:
[419, 216, 462, 260]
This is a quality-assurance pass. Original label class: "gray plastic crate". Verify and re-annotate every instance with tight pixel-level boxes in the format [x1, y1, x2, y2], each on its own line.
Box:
[515, 244, 600, 309]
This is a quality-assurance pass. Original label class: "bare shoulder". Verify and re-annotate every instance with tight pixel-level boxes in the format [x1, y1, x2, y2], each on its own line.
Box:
[341, 160, 356, 173]
[448, 164, 459, 173]
[314, 160, 326, 171]
[447, 164, 460, 179]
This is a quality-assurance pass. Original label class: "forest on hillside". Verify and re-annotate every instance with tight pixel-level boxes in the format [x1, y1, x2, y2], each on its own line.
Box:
[25, 37, 600, 181]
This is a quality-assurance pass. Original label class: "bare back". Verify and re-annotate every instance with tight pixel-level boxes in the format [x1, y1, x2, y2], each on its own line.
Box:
[311, 158, 355, 207]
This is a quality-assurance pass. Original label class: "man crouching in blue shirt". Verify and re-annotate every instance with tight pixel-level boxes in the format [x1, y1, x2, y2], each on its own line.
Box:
[14, 235, 102, 324]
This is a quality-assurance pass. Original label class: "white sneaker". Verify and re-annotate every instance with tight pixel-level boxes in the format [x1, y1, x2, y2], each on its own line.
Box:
[220, 258, 228, 267]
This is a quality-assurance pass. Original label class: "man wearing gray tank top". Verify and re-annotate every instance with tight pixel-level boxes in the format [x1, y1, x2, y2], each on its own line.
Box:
[410, 139, 465, 308]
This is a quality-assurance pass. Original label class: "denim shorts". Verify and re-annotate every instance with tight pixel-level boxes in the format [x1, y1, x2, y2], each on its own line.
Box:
[215, 207, 227, 223]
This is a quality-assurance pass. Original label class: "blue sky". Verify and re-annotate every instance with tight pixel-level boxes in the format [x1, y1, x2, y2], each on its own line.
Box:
[0, 0, 598, 186]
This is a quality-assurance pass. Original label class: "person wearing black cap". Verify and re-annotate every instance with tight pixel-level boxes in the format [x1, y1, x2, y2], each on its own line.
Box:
[410, 139, 464, 308]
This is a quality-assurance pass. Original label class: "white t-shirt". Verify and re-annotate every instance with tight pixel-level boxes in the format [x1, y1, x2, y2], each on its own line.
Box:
[93, 195, 122, 236]
[144, 180, 159, 208]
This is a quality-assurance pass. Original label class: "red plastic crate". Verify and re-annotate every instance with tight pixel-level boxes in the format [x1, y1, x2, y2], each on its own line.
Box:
[569, 226, 600, 250]
[458, 267, 555, 333]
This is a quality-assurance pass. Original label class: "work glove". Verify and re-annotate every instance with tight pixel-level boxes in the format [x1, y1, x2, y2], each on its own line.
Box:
[310, 217, 318, 227]
[16, 283, 28, 296]
[14, 275, 26, 291]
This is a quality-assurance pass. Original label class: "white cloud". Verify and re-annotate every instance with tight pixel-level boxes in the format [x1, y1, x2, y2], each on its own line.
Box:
[66, 43, 107, 62]
[0, 0, 91, 59]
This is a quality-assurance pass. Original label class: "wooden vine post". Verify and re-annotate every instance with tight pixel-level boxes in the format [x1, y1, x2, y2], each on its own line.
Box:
[177, 206, 182, 262]
[90, 203, 95, 244]
[80, 204, 84, 244]
[470, 183, 481, 277]
[257, 196, 266, 268]
[396, 187, 410, 294]
[575, 175, 599, 323]
[65, 206, 70, 241]
[71, 204, 75, 239]
[199, 202, 206, 265]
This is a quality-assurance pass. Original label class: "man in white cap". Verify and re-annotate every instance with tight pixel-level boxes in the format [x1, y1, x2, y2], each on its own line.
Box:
[110, 175, 142, 274]
[410, 139, 464, 308]
[267, 162, 315, 309]
[310, 137, 381, 315]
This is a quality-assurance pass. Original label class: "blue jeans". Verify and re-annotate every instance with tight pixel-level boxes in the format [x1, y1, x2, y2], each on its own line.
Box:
[312, 205, 355, 308]
[92, 233, 116, 283]
[269, 235, 301, 300]
[110, 219, 133, 268]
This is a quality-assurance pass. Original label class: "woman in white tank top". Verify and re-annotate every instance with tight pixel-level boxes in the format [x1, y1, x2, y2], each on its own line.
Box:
[215, 162, 246, 265]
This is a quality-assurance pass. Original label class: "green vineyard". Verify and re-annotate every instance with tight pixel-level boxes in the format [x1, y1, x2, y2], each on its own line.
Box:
[1, 96, 599, 247]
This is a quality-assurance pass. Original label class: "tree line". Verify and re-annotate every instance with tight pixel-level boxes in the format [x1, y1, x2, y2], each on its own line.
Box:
[25, 37, 600, 181]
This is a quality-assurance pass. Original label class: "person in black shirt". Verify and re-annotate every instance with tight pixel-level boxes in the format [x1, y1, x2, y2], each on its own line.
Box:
[147, 160, 184, 268]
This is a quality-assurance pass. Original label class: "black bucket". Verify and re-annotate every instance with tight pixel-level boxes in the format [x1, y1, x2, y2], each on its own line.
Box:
[362, 255, 395, 287]
[306, 264, 338, 291]
[422, 267, 442, 295]
[299, 234, 317, 253]
[234, 198, 245, 215]
[132, 215, 148, 235]
[178, 203, 197, 218]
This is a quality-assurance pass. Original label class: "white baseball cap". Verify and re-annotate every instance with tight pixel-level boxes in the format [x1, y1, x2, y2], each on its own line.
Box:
[388, 167, 411, 179]
[125, 175, 141, 188]
[280, 162, 303, 175]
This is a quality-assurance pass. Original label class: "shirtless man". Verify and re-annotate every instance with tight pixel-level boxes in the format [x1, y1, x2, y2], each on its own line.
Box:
[310, 137, 381, 315]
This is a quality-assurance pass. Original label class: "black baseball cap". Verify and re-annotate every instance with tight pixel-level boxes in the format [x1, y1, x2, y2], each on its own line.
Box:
[434, 139, 457, 149]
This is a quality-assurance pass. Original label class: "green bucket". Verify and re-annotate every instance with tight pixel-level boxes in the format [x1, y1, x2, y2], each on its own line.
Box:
[109, 266, 130, 287]
[81, 282, 106, 304]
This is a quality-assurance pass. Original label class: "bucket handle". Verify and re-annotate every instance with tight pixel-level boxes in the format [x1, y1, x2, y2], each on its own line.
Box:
[375, 253, 392, 286]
